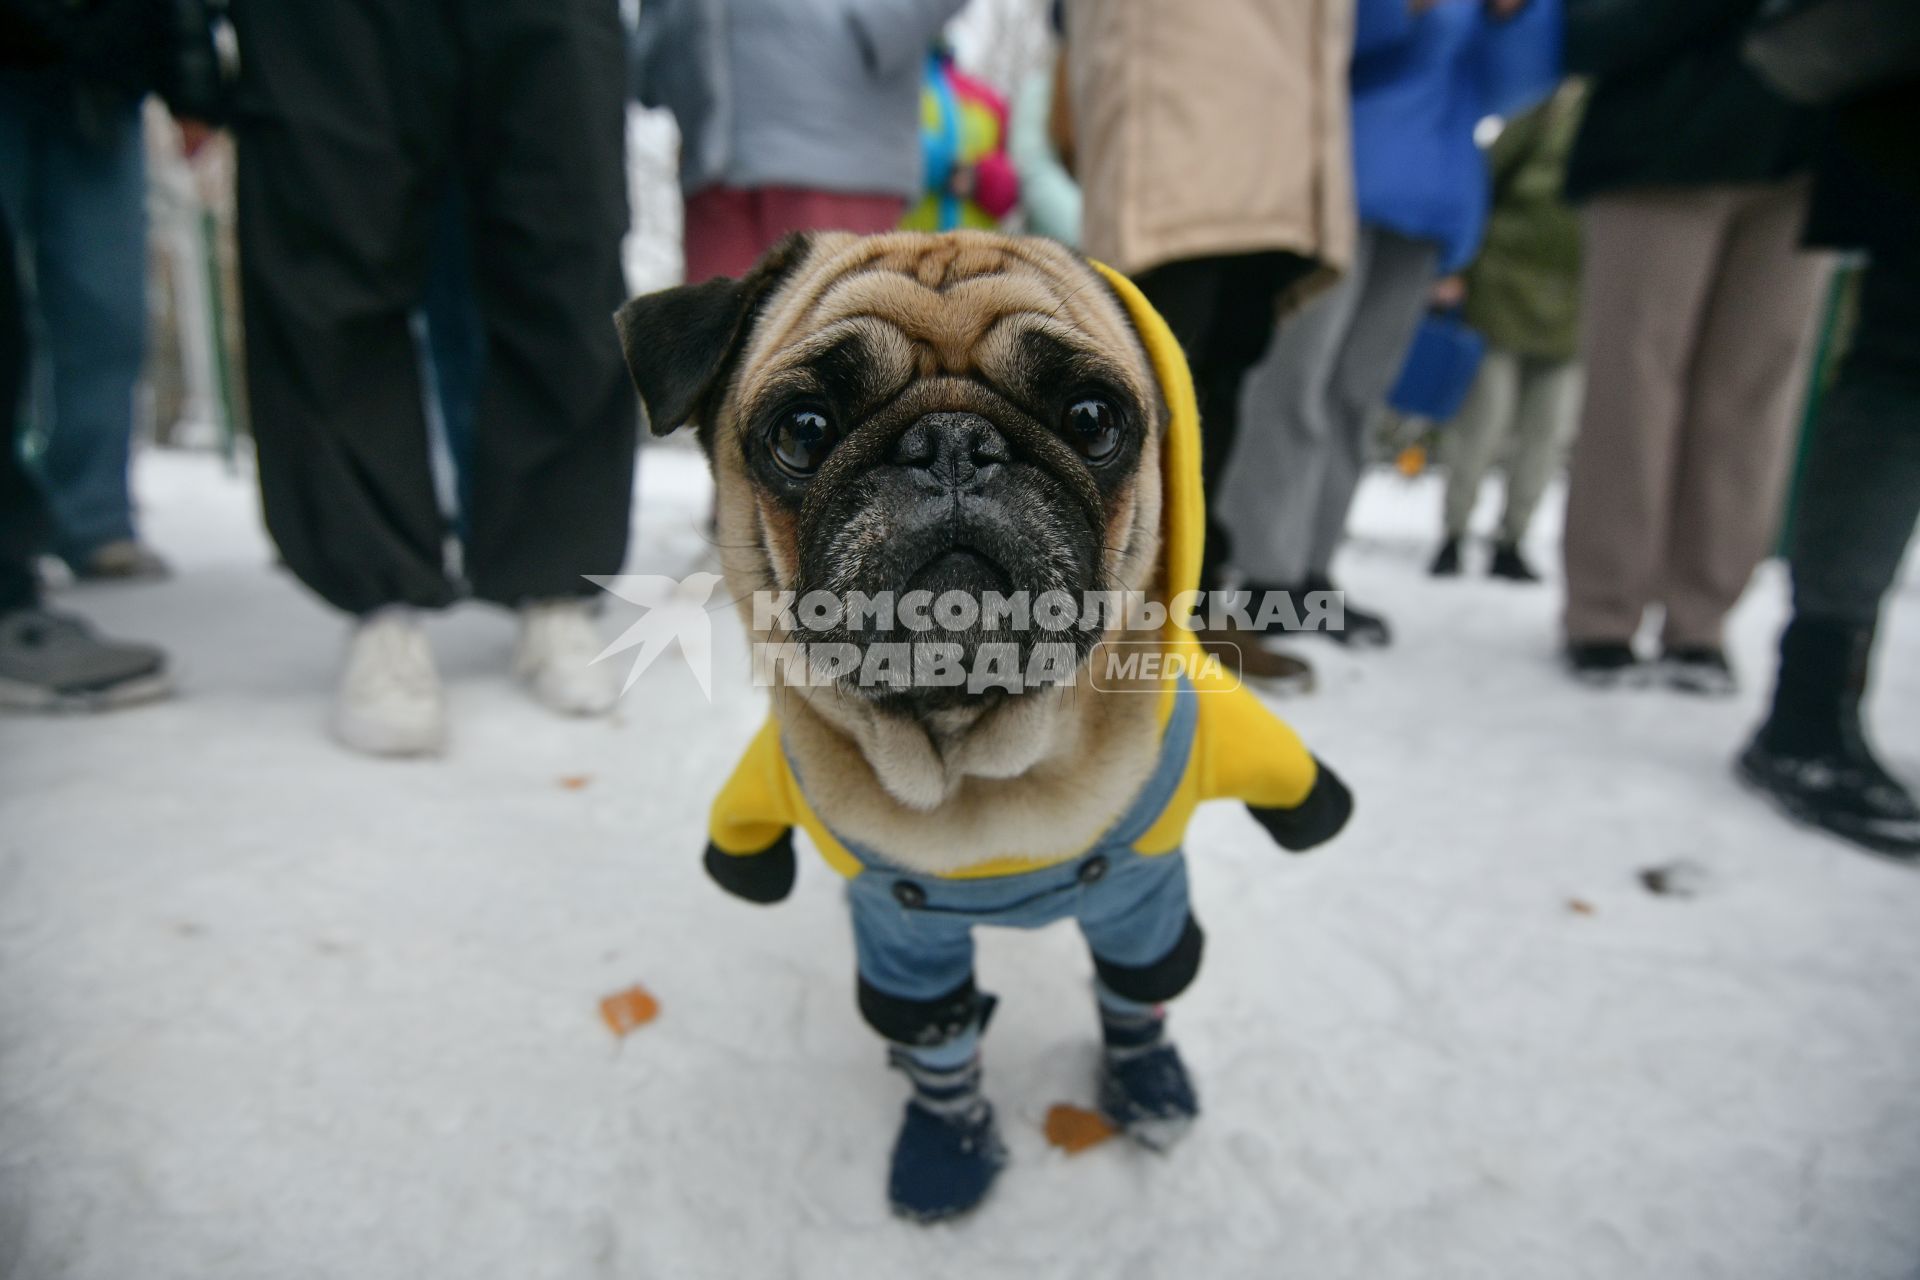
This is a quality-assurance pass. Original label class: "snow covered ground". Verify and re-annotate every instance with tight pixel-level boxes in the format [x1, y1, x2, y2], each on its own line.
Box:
[4, 448, 1919, 1280]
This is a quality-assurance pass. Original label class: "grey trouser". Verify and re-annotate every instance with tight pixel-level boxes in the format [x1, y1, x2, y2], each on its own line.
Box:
[1560, 178, 1830, 647]
[1441, 347, 1583, 544]
[1220, 223, 1438, 586]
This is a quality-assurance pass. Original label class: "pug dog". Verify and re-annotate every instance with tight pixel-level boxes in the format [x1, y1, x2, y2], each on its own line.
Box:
[615, 230, 1352, 1222]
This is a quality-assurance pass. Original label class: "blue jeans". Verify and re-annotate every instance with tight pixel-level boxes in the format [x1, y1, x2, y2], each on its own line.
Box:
[0, 80, 146, 564]
[841, 680, 1202, 1044]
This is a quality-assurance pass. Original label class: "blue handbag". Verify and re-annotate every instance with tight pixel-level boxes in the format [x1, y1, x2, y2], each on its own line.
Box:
[1388, 309, 1486, 423]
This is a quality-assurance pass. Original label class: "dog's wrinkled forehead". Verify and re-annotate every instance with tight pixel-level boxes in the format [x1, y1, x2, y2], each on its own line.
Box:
[724, 233, 1158, 429]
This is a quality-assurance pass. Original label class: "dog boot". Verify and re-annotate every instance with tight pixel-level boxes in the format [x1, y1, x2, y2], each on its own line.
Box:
[1095, 989, 1198, 1151]
[886, 1047, 1006, 1223]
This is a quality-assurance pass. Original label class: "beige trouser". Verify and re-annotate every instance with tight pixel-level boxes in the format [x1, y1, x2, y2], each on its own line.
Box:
[1442, 347, 1583, 544]
[1561, 178, 1830, 649]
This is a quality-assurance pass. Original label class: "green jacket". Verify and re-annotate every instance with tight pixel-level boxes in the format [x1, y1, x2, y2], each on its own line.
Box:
[1464, 83, 1588, 362]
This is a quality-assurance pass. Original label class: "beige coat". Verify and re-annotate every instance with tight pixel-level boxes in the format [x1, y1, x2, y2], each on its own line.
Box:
[1065, 0, 1356, 305]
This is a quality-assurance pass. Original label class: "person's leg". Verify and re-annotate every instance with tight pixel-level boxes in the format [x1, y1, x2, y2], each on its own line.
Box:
[1659, 178, 1830, 655]
[0, 91, 45, 612]
[1305, 227, 1438, 582]
[233, 0, 456, 615]
[1132, 257, 1231, 581]
[422, 181, 485, 531]
[0, 193, 46, 613]
[1441, 347, 1521, 543]
[1498, 354, 1583, 546]
[460, 0, 634, 610]
[1218, 234, 1374, 590]
[0, 199, 169, 709]
[1138, 253, 1320, 685]
[1742, 244, 1920, 855]
[1561, 189, 1728, 650]
[31, 98, 149, 572]
[681, 185, 766, 283]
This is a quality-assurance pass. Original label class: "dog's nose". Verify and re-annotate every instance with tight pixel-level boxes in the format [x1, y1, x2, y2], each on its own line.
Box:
[892, 412, 1011, 486]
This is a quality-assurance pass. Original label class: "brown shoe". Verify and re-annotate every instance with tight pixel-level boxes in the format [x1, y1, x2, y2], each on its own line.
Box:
[1197, 628, 1315, 694]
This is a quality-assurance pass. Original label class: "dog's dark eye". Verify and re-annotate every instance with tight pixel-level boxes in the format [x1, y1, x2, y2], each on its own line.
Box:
[771, 407, 839, 476]
[1064, 397, 1121, 463]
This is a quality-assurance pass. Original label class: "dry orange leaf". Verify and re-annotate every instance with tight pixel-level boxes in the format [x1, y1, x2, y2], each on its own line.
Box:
[1044, 1103, 1117, 1154]
[599, 985, 660, 1037]
[559, 775, 592, 790]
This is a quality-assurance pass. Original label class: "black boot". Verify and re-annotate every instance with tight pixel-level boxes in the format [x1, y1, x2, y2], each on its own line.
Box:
[1738, 616, 1920, 858]
[1304, 574, 1391, 648]
[1429, 536, 1462, 578]
[1488, 540, 1540, 583]
[1565, 640, 1644, 688]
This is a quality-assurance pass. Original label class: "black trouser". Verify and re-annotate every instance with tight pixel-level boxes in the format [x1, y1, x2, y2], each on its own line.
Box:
[1762, 240, 1920, 753]
[1131, 251, 1314, 594]
[1, 200, 45, 613]
[1788, 248, 1920, 628]
[231, 0, 636, 614]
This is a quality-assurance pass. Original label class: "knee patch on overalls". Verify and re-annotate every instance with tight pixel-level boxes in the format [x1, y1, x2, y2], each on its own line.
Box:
[1092, 912, 1204, 1004]
[857, 973, 997, 1048]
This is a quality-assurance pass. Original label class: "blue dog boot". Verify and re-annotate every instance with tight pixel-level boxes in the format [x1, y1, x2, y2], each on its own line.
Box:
[886, 1051, 1006, 1222]
[1096, 994, 1199, 1151]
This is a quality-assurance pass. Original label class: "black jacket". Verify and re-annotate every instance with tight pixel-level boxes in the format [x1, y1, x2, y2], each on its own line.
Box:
[1563, 0, 1820, 202]
[0, 0, 232, 123]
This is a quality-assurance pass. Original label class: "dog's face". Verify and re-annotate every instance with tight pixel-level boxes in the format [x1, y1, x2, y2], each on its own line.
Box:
[616, 231, 1165, 720]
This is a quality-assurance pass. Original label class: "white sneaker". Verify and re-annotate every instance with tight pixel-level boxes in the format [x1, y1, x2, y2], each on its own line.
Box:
[515, 599, 620, 716]
[331, 607, 447, 757]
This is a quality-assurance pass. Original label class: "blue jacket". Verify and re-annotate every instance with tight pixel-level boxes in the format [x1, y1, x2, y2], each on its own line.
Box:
[1351, 0, 1563, 272]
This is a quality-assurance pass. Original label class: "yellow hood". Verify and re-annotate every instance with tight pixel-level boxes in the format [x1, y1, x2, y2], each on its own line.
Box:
[1090, 261, 1206, 659]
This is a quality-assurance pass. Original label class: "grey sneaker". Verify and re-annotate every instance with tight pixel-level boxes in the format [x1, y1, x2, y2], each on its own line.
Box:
[71, 539, 172, 583]
[0, 608, 173, 711]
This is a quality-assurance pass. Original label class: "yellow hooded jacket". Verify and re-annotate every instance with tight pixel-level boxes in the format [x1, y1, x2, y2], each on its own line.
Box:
[703, 264, 1350, 890]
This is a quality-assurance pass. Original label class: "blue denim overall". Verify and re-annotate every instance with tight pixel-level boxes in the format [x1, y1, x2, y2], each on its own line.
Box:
[840, 678, 1199, 1011]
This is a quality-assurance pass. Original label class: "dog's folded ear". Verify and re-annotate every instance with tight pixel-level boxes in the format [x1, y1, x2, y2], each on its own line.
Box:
[614, 232, 814, 438]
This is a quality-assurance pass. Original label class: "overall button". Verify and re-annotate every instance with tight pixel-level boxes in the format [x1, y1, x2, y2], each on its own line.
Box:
[892, 880, 927, 908]
[1078, 855, 1110, 885]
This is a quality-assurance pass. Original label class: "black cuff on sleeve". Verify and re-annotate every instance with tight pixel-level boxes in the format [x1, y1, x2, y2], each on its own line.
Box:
[703, 830, 797, 904]
[1248, 758, 1353, 852]
[1092, 913, 1205, 1004]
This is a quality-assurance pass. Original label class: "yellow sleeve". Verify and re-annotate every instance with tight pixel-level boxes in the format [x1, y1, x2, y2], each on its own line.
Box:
[707, 717, 802, 855]
[1191, 676, 1320, 810]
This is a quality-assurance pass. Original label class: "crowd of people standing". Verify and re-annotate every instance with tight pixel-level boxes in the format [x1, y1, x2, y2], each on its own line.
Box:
[1, 0, 1915, 857]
